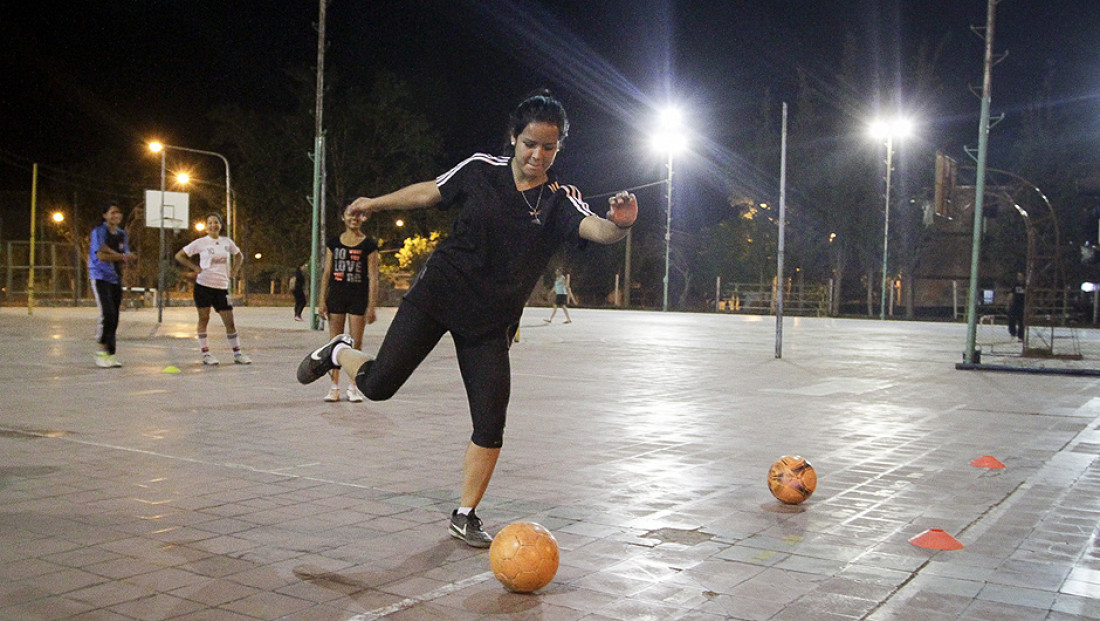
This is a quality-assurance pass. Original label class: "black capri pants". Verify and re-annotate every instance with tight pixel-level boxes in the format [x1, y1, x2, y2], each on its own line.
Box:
[355, 300, 512, 449]
[93, 279, 122, 355]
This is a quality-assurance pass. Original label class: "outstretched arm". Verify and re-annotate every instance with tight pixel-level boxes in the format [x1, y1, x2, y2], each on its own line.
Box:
[347, 181, 442, 217]
[366, 250, 380, 324]
[579, 191, 637, 245]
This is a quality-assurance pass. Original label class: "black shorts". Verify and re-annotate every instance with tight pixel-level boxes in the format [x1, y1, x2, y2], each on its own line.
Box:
[555, 293, 568, 306]
[193, 283, 232, 311]
[327, 289, 368, 315]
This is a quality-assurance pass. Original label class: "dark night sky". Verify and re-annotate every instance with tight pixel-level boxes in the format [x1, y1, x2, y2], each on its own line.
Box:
[2, 1, 1099, 219]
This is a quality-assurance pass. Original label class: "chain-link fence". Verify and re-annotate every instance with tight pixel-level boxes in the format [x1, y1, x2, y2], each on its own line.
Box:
[1, 240, 84, 305]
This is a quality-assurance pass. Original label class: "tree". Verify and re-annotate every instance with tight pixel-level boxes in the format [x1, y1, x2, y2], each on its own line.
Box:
[325, 72, 448, 245]
[207, 70, 446, 283]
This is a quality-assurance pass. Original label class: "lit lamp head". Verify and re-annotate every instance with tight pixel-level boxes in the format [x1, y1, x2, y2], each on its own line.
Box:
[651, 106, 688, 155]
[870, 118, 913, 141]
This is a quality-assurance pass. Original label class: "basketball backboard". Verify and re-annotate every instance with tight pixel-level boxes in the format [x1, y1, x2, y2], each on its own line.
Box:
[144, 190, 190, 230]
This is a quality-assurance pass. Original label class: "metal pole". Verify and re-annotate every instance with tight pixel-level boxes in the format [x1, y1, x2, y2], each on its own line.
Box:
[662, 152, 673, 312]
[964, 0, 998, 364]
[72, 191, 81, 305]
[219, 153, 233, 295]
[157, 145, 232, 297]
[776, 102, 788, 358]
[223, 156, 232, 242]
[158, 150, 166, 323]
[28, 164, 38, 315]
[1093, 287, 1098, 325]
[623, 228, 632, 308]
[880, 136, 893, 320]
[308, 0, 328, 331]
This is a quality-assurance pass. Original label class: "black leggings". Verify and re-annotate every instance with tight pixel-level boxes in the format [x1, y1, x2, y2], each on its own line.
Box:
[355, 300, 512, 449]
[93, 279, 122, 355]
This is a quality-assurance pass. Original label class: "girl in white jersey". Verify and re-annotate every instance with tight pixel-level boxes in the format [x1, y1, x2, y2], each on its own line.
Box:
[174, 213, 251, 365]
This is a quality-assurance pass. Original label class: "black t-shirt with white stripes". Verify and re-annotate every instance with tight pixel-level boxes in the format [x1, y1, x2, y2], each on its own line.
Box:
[403, 153, 591, 339]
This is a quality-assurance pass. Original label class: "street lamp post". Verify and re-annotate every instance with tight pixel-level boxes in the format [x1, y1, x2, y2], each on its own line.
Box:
[663, 150, 674, 312]
[149, 142, 233, 322]
[879, 135, 893, 320]
[652, 107, 686, 312]
[155, 146, 167, 322]
[869, 118, 912, 320]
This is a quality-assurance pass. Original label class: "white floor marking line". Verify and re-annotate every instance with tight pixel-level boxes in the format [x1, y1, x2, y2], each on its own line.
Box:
[345, 571, 495, 620]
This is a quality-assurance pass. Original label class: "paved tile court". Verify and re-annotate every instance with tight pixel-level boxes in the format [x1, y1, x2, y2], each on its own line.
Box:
[0, 305, 1098, 620]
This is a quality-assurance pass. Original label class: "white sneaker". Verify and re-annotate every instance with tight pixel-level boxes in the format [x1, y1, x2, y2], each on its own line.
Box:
[202, 353, 219, 366]
[346, 385, 365, 402]
[324, 387, 341, 402]
[108, 355, 122, 368]
[95, 351, 112, 368]
[234, 352, 252, 365]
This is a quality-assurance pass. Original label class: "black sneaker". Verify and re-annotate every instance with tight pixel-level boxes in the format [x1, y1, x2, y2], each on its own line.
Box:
[449, 510, 493, 548]
[296, 334, 353, 384]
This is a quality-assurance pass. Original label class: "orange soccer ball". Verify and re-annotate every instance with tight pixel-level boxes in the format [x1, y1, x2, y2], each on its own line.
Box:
[767, 455, 817, 505]
[488, 521, 560, 593]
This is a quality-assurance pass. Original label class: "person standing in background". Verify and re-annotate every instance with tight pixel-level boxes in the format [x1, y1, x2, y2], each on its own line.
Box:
[544, 267, 573, 324]
[174, 213, 252, 365]
[89, 202, 135, 368]
[292, 263, 308, 321]
[318, 205, 379, 402]
[1007, 271, 1026, 341]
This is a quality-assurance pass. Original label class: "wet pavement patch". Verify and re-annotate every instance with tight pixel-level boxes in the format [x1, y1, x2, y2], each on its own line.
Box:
[0, 428, 71, 439]
[642, 527, 714, 546]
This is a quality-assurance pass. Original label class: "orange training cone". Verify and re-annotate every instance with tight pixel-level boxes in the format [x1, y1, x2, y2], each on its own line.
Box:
[909, 528, 964, 550]
[970, 455, 1006, 468]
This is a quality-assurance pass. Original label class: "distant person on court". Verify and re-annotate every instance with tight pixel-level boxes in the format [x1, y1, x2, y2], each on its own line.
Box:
[89, 202, 136, 368]
[318, 204, 379, 402]
[174, 213, 252, 365]
[291, 263, 308, 321]
[1008, 271, 1026, 341]
[296, 91, 638, 547]
[544, 267, 572, 324]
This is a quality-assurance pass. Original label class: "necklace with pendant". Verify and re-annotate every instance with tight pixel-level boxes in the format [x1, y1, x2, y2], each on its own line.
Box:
[521, 184, 545, 224]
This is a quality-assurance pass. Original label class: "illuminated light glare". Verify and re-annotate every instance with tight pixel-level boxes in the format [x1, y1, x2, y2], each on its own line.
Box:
[870, 118, 913, 140]
[176, 173, 189, 184]
[395, 219, 405, 227]
[149, 142, 164, 153]
[650, 106, 688, 155]
[650, 130, 687, 155]
[254, 253, 262, 260]
[658, 106, 682, 128]
[195, 222, 205, 232]
[51, 212, 64, 223]
[1082, 282, 1096, 293]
